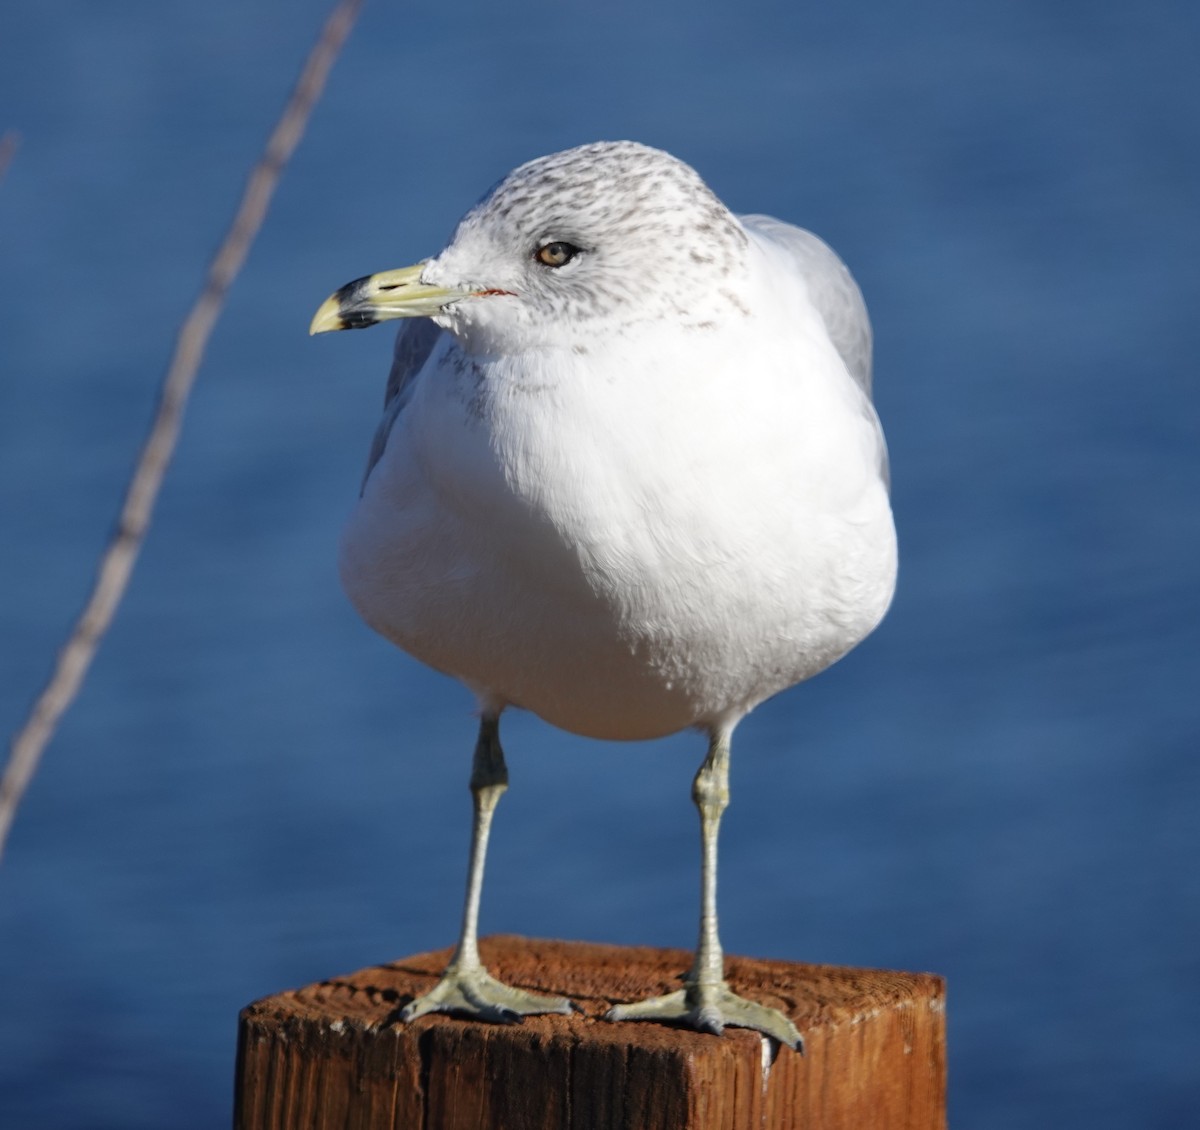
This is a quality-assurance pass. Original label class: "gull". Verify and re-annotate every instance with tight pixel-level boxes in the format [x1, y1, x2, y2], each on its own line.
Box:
[310, 141, 896, 1049]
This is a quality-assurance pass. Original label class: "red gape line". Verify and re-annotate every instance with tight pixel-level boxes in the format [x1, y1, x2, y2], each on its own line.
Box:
[473, 288, 518, 297]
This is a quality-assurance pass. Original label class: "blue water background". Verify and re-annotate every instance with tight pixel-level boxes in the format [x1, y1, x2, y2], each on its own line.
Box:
[2, 2, 1197, 1126]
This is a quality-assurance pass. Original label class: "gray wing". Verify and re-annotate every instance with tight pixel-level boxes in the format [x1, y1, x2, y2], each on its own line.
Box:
[740, 214, 888, 490]
[361, 318, 443, 494]
[739, 214, 873, 396]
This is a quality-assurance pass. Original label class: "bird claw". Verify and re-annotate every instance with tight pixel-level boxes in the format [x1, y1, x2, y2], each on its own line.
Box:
[397, 964, 574, 1025]
[606, 982, 803, 1051]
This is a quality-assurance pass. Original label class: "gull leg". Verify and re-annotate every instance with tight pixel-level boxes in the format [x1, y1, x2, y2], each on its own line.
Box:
[606, 724, 802, 1050]
[399, 712, 574, 1024]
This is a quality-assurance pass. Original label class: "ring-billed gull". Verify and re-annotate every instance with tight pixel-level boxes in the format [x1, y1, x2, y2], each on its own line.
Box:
[310, 141, 896, 1049]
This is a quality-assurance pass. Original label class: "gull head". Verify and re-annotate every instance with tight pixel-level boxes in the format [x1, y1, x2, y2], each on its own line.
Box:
[310, 141, 750, 350]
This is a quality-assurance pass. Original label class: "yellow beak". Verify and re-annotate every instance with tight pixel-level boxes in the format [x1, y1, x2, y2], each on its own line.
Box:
[309, 263, 474, 334]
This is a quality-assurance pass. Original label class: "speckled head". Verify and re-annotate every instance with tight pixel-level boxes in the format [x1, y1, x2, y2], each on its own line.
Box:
[421, 141, 751, 342]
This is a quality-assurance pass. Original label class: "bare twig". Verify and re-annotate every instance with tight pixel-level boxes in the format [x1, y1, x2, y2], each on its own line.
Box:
[0, 131, 19, 186]
[0, 0, 364, 862]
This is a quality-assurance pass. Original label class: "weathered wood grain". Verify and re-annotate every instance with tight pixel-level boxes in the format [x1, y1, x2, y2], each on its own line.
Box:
[235, 935, 945, 1129]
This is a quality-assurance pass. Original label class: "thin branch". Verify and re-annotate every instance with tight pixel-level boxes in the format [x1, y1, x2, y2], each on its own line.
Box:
[0, 131, 19, 186]
[0, 0, 364, 862]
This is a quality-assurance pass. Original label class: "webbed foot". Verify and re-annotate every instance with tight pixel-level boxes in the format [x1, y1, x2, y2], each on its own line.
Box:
[399, 964, 574, 1025]
[606, 981, 802, 1050]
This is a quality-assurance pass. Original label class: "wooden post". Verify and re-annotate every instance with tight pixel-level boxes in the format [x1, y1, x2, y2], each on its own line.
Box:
[234, 935, 945, 1130]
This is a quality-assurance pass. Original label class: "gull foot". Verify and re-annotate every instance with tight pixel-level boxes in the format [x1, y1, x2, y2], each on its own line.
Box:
[606, 981, 802, 1051]
[398, 964, 575, 1025]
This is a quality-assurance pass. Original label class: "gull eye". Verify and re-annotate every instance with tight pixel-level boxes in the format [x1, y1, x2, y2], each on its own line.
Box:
[535, 241, 581, 268]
